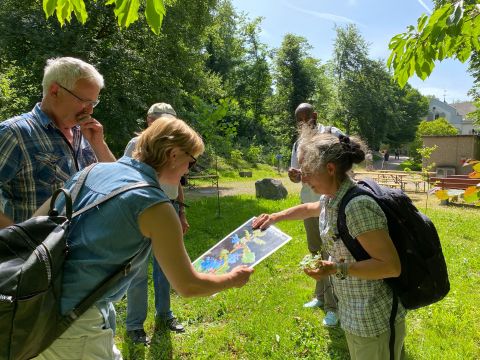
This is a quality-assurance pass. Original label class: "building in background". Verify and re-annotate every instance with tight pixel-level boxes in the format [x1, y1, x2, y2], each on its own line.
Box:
[426, 98, 477, 135]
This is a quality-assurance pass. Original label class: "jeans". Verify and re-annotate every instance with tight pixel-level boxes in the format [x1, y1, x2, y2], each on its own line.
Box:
[125, 202, 179, 331]
[126, 251, 174, 331]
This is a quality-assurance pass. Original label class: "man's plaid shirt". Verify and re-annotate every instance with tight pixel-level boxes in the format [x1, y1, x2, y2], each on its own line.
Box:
[0, 103, 97, 222]
[319, 177, 406, 337]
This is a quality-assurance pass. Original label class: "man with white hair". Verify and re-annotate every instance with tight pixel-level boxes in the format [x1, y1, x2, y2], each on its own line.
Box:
[124, 103, 188, 345]
[0, 57, 115, 227]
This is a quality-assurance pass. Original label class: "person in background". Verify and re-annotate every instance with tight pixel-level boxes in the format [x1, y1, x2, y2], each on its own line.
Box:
[0, 57, 115, 228]
[288, 103, 339, 327]
[124, 103, 187, 345]
[365, 150, 374, 171]
[32, 116, 253, 360]
[254, 129, 405, 360]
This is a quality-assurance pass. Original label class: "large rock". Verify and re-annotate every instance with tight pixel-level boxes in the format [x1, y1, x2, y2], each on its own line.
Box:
[255, 178, 288, 200]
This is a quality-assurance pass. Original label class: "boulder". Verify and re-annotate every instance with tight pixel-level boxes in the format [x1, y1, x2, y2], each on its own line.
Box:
[255, 178, 288, 200]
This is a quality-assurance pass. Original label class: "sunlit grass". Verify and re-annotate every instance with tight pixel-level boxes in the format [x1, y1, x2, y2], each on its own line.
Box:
[115, 194, 480, 359]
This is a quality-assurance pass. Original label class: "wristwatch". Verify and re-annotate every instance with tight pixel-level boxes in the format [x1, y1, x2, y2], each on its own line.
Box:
[335, 262, 348, 280]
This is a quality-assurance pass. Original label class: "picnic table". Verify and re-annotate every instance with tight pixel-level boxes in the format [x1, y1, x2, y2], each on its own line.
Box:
[353, 171, 409, 190]
[353, 170, 435, 192]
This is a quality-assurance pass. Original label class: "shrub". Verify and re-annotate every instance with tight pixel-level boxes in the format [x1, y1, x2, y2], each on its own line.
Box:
[400, 159, 421, 171]
[246, 145, 263, 164]
[229, 149, 248, 169]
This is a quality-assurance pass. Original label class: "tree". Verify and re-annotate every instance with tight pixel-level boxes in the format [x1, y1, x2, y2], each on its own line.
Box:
[0, 0, 220, 155]
[41, 0, 166, 34]
[272, 34, 319, 146]
[417, 117, 459, 136]
[388, 0, 480, 87]
[330, 24, 368, 134]
[385, 84, 430, 146]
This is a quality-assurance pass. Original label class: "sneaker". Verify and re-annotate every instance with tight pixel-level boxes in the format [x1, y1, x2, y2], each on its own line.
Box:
[322, 311, 339, 327]
[165, 317, 185, 333]
[126, 329, 150, 345]
[303, 298, 324, 308]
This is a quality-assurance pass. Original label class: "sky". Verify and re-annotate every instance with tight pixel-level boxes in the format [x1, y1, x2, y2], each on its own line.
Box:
[230, 0, 474, 104]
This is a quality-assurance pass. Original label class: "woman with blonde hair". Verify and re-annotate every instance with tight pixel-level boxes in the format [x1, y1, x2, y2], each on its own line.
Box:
[253, 130, 405, 360]
[34, 117, 253, 359]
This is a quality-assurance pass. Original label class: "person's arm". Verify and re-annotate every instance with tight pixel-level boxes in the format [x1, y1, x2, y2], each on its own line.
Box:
[0, 126, 21, 228]
[304, 229, 401, 281]
[176, 184, 189, 234]
[252, 201, 321, 230]
[0, 212, 14, 229]
[288, 141, 302, 183]
[139, 202, 253, 297]
[305, 196, 400, 281]
[79, 117, 116, 162]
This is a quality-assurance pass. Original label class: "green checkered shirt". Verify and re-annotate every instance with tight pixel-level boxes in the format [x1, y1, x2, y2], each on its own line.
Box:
[319, 177, 406, 337]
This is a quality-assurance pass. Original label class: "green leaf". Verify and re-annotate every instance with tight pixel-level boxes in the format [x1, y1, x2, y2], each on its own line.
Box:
[43, 0, 56, 17]
[55, 0, 68, 26]
[457, 39, 471, 62]
[417, 14, 428, 32]
[387, 51, 396, 69]
[71, 0, 87, 24]
[114, 0, 140, 28]
[145, 0, 165, 35]
[428, 3, 453, 25]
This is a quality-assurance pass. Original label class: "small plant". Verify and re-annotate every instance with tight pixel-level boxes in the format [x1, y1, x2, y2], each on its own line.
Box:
[299, 254, 324, 270]
[229, 149, 245, 169]
[246, 145, 263, 164]
[418, 145, 437, 211]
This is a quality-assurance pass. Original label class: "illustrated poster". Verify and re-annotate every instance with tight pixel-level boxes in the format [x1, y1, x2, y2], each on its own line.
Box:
[193, 217, 292, 274]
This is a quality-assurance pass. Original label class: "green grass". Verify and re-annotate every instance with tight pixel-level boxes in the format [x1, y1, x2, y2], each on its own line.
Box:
[115, 194, 480, 360]
[192, 163, 285, 184]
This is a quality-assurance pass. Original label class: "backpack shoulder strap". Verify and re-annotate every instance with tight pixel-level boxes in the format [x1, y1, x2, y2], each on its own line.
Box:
[72, 181, 160, 218]
[70, 163, 98, 204]
[336, 181, 377, 261]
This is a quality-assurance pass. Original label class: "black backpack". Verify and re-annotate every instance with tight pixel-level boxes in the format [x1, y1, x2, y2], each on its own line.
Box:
[0, 164, 156, 360]
[337, 179, 450, 359]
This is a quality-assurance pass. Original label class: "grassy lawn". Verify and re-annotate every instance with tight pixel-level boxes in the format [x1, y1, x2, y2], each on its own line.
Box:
[115, 193, 480, 359]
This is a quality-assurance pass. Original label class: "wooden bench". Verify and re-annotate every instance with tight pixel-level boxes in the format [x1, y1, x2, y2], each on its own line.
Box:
[429, 176, 479, 204]
[429, 176, 478, 190]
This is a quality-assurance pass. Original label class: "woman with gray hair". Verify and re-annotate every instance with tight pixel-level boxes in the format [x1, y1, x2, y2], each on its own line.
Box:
[253, 130, 405, 360]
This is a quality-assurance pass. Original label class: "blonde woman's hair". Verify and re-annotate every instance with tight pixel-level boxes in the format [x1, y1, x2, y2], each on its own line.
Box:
[299, 126, 366, 182]
[133, 117, 204, 171]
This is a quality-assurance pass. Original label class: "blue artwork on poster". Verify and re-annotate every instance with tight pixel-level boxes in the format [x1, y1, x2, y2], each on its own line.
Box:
[193, 217, 292, 274]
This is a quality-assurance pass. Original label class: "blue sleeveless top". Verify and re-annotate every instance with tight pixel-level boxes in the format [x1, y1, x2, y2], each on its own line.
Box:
[58, 156, 169, 315]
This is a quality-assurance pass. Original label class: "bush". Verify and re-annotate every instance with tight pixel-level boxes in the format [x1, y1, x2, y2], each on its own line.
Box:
[246, 145, 263, 164]
[399, 159, 421, 171]
[229, 149, 248, 169]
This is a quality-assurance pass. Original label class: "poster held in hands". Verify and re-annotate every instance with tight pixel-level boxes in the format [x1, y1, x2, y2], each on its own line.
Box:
[193, 217, 292, 274]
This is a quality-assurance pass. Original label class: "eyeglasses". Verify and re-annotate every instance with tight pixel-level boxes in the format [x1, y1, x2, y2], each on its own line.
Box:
[57, 83, 100, 108]
[186, 152, 197, 169]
